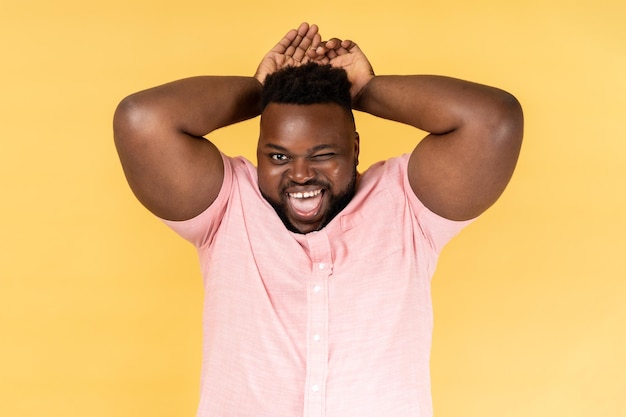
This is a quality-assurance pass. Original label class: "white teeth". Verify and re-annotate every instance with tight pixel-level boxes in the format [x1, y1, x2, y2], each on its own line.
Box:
[289, 189, 322, 199]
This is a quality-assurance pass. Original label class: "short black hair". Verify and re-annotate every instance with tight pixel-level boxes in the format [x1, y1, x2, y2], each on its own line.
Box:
[261, 62, 353, 115]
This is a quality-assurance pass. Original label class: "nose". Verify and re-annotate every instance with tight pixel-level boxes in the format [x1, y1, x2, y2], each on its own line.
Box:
[288, 158, 315, 183]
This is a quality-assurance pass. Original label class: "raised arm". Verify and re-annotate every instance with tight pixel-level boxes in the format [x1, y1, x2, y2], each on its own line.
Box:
[113, 23, 321, 221]
[311, 39, 524, 221]
[113, 76, 261, 221]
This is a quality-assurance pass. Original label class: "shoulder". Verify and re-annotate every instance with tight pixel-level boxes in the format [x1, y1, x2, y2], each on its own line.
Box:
[357, 154, 411, 195]
[160, 154, 260, 246]
[358, 154, 474, 251]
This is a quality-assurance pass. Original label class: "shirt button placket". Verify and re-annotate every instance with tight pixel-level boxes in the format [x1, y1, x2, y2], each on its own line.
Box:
[303, 232, 332, 417]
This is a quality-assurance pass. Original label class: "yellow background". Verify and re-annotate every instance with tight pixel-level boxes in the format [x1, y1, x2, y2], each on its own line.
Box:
[1, 0, 624, 416]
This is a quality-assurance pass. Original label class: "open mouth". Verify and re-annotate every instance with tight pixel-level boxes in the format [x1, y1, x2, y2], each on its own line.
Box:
[287, 188, 324, 220]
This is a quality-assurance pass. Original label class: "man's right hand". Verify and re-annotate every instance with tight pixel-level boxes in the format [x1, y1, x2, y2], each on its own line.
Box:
[254, 22, 321, 84]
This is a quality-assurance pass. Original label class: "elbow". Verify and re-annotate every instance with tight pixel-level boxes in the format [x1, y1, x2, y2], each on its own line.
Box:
[114, 94, 144, 136]
[478, 89, 524, 154]
[113, 92, 161, 147]
[494, 90, 524, 145]
[113, 94, 138, 145]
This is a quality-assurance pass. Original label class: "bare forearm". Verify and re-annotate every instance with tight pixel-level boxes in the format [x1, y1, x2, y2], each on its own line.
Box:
[353, 75, 521, 135]
[116, 76, 263, 138]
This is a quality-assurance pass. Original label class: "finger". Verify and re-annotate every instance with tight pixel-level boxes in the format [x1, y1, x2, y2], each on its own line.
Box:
[296, 22, 310, 38]
[324, 38, 342, 50]
[317, 42, 339, 59]
[271, 28, 300, 54]
[272, 22, 311, 57]
[313, 38, 342, 58]
[310, 32, 322, 52]
[324, 40, 358, 59]
[293, 23, 318, 62]
[304, 31, 325, 58]
[307, 39, 325, 58]
[311, 31, 322, 49]
[313, 42, 326, 56]
[338, 39, 358, 54]
[313, 55, 330, 65]
[287, 25, 307, 56]
[290, 23, 313, 50]
[284, 44, 297, 58]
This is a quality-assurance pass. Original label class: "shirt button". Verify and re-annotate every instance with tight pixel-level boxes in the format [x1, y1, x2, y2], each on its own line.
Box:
[313, 334, 321, 342]
[313, 285, 321, 293]
[318, 263, 326, 270]
[312, 384, 319, 392]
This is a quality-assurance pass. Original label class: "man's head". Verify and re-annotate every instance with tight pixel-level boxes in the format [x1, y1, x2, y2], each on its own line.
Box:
[257, 63, 360, 234]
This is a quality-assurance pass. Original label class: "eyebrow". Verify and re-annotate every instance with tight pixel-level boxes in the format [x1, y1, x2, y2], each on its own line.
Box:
[262, 143, 338, 153]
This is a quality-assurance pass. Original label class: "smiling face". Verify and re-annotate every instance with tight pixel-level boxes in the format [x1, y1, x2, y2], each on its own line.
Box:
[257, 102, 360, 234]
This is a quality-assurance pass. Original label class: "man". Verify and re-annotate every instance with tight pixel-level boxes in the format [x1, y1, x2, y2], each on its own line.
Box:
[114, 22, 523, 417]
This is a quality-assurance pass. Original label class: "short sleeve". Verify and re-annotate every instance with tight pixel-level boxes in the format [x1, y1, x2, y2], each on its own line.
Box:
[399, 154, 475, 253]
[159, 153, 233, 248]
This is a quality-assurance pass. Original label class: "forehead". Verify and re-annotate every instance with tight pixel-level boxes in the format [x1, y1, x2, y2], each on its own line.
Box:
[259, 103, 354, 149]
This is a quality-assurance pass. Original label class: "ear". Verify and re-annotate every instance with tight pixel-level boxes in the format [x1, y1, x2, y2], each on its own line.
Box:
[354, 132, 360, 166]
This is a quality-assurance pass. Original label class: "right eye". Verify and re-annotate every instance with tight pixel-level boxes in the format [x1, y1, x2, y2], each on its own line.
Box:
[270, 154, 289, 162]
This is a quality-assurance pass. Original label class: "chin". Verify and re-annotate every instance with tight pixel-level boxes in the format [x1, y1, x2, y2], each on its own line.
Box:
[261, 170, 358, 234]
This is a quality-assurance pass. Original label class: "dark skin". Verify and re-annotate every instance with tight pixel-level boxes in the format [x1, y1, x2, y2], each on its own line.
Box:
[257, 103, 359, 234]
[114, 23, 523, 229]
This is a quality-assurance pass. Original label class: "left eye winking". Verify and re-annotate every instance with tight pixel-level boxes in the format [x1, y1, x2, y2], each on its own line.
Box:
[311, 153, 336, 160]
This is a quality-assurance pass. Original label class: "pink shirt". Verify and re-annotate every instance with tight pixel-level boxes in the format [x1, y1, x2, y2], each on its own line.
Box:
[163, 153, 471, 417]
